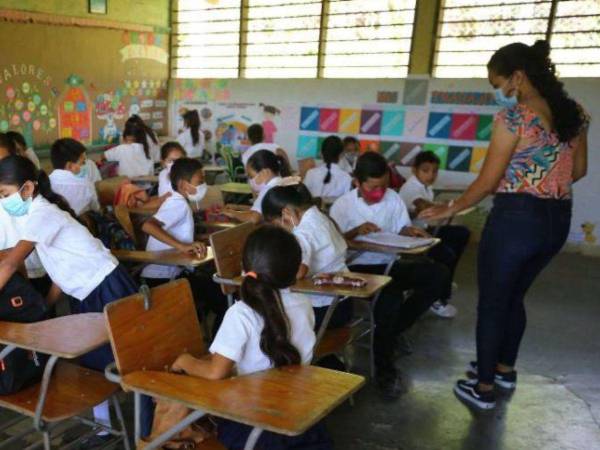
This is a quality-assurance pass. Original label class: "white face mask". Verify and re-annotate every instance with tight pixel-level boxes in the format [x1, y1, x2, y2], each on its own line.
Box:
[166, 161, 174, 171]
[249, 175, 265, 193]
[187, 183, 207, 203]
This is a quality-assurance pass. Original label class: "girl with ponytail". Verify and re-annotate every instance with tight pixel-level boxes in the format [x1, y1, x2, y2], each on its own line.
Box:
[0, 155, 138, 432]
[421, 40, 589, 410]
[177, 109, 205, 158]
[126, 114, 161, 162]
[303, 135, 352, 200]
[172, 225, 330, 449]
[104, 121, 154, 178]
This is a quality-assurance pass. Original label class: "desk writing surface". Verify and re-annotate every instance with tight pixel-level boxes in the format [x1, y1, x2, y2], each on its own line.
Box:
[112, 248, 214, 267]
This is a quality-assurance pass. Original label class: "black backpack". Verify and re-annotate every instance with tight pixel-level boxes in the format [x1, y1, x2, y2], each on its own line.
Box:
[0, 273, 49, 395]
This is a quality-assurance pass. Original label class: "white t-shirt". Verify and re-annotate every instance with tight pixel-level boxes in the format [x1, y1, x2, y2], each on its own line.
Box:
[85, 158, 103, 184]
[338, 155, 356, 174]
[330, 188, 412, 265]
[147, 133, 161, 163]
[141, 192, 194, 280]
[242, 142, 280, 167]
[210, 290, 315, 375]
[20, 196, 118, 300]
[105, 143, 153, 178]
[251, 176, 282, 214]
[158, 167, 173, 197]
[293, 206, 348, 308]
[0, 207, 46, 279]
[399, 175, 434, 228]
[24, 148, 40, 169]
[49, 169, 100, 216]
[303, 163, 352, 199]
[177, 128, 205, 158]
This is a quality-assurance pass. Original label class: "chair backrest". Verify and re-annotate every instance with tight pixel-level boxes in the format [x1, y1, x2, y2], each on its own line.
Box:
[96, 176, 128, 206]
[104, 279, 205, 376]
[298, 158, 316, 179]
[209, 222, 256, 294]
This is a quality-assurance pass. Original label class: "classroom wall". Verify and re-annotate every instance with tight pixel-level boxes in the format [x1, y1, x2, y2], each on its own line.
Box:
[0, 3, 170, 152]
[170, 77, 600, 251]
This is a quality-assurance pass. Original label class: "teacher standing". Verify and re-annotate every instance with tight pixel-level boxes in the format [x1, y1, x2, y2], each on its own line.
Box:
[421, 40, 589, 410]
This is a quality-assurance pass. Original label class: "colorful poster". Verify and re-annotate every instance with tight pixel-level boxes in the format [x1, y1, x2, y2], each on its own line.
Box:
[58, 75, 92, 144]
[338, 109, 361, 134]
[120, 32, 168, 65]
[470, 147, 487, 173]
[403, 110, 428, 138]
[319, 108, 339, 133]
[427, 112, 452, 139]
[450, 114, 478, 141]
[173, 79, 230, 102]
[447, 146, 472, 172]
[360, 139, 380, 153]
[299, 107, 320, 131]
[424, 143, 448, 169]
[402, 79, 429, 105]
[381, 141, 402, 160]
[360, 110, 382, 135]
[381, 110, 405, 136]
[297, 135, 319, 159]
[476, 115, 494, 141]
[430, 91, 496, 106]
[397, 143, 423, 166]
[94, 89, 126, 144]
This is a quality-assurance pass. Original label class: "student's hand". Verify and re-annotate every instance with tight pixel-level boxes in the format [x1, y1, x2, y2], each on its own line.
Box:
[177, 242, 207, 258]
[171, 353, 194, 374]
[357, 222, 381, 235]
[401, 226, 431, 238]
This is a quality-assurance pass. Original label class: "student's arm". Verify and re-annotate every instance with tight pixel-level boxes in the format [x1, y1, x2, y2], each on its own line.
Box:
[171, 352, 234, 380]
[222, 207, 261, 224]
[296, 264, 309, 280]
[572, 128, 589, 182]
[142, 218, 207, 258]
[420, 118, 518, 220]
[0, 241, 35, 291]
[343, 222, 381, 240]
[46, 283, 63, 307]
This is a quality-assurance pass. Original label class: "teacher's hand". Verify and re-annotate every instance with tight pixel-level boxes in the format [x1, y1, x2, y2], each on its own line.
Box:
[419, 202, 458, 221]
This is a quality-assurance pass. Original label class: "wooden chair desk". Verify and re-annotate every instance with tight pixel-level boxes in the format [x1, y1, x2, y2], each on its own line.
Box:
[347, 237, 441, 256]
[0, 313, 129, 449]
[132, 175, 159, 184]
[217, 182, 252, 195]
[112, 248, 214, 268]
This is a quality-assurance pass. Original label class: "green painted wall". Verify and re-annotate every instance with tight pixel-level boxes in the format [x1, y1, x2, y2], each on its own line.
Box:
[0, 0, 170, 29]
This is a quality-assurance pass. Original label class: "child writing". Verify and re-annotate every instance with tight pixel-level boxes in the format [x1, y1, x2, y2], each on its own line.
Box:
[303, 135, 352, 200]
[104, 121, 154, 178]
[399, 151, 471, 318]
[338, 136, 360, 174]
[177, 109, 204, 158]
[5, 131, 40, 169]
[49, 138, 101, 216]
[223, 149, 291, 224]
[171, 225, 331, 449]
[141, 158, 227, 335]
[158, 141, 187, 196]
[126, 114, 161, 162]
[0, 155, 138, 446]
[329, 151, 450, 400]
[242, 123, 289, 168]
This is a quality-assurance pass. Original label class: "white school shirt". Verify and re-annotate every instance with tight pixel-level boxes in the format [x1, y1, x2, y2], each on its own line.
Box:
[85, 158, 103, 184]
[0, 207, 46, 279]
[251, 176, 282, 214]
[20, 196, 118, 300]
[24, 148, 41, 169]
[330, 188, 412, 266]
[338, 155, 356, 174]
[49, 169, 100, 216]
[210, 290, 315, 375]
[293, 206, 348, 308]
[104, 143, 153, 178]
[157, 167, 173, 197]
[303, 163, 352, 199]
[147, 133, 161, 163]
[399, 175, 434, 228]
[177, 128, 205, 158]
[141, 191, 194, 280]
[241, 142, 280, 167]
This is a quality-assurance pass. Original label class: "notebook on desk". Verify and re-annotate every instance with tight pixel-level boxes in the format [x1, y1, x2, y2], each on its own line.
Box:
[356, 232, 435, 249]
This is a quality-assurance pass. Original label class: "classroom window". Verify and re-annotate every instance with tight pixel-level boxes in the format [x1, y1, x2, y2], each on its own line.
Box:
[549, 0, 600, 77]
[322, 0, 417, 78]
[433, 0, 553, 78]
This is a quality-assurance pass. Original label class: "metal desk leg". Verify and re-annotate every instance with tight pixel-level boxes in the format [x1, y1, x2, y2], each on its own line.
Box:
[313, 296, 342, 353]
[33, 355, 59, 431]
[111, 395, 131, 450]
[244, 427, 264, 450]
[134, 392, 142, 444]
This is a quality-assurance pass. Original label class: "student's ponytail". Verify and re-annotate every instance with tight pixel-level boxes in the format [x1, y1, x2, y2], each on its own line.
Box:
[241, 226, 303, 367]
[320, 135, 343, 185]
[248, 149, 291, 178]
[183, 110, 201, 146]
[124, 122, 150, 160]
[0, 155, 77, 218]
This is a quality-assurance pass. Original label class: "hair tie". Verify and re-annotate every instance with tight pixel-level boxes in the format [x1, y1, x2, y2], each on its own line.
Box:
[245, 271, 258, 280]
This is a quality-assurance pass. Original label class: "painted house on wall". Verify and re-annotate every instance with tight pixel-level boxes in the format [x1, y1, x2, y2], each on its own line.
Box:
[57, 74, 92, 144]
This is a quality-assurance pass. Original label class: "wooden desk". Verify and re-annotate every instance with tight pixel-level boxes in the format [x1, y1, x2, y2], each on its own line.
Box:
[348, 237, 441, 256]
[203, 165, 226, 173]
[112, 248, 214, 267]
[132, 175, 159, 184]
[122, 365, 365, 436]
[433, 185, 466, 194]
[217, 182, 252, 195]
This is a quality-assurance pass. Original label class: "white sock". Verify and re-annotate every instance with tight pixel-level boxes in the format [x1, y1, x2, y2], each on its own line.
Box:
[93, 401, 111, 436]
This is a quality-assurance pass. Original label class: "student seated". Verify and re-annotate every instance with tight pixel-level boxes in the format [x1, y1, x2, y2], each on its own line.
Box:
[104, 121, 153, 178]
[170, 225, 332, 450]
[177, 109, 204, 158]
[0, 155, 138, 446]
[126, 114, 161, 162]
[141, 158, 227, 336]
[399, 151, 471, 319]
[303, 136, 352, 200]
[241, 123, 290, 169]
[338, 136, 360, 174]
[223, 149, 291, 224]
[330, 151, 450, 400]
[5, 131, 40, 169]
[49, 138, 101, 216]
[158, 141, 187, 196]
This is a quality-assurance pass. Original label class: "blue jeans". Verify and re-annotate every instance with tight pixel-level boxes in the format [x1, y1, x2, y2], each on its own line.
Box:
[476, 194, 571, 383]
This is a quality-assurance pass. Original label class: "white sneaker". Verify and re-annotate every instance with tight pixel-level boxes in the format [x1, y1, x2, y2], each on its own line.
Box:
[430, 301, 457, 318]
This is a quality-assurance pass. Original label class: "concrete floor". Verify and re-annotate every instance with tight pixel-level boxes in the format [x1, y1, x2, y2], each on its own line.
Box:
[1, 245, 599, 449]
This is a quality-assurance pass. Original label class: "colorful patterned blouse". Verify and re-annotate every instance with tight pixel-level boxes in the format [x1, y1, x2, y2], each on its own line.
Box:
[494, 103, 587, 199]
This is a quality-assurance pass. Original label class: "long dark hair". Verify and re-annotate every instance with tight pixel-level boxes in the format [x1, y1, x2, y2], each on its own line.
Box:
[241, 225, 302, 367]
[0, 133, 18, 156]
[488, 40, 586, 143]
[247, 149, 291, 177]
[123, 122, 150, 159]
[0, 155, 76, 218]
[321, 135, 343, 184]
[126, 114, 158, 144]
[262, 184, 313, 222]
[182, 110, 201, 146]
[5, 131, 27, 152]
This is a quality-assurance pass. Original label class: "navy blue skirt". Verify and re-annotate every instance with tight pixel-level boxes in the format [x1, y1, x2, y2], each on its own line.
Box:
[70, 264, 138, 371]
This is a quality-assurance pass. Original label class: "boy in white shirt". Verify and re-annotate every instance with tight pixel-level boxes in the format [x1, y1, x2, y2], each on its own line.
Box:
[242, 123, 290, 169]
[330, 151, 450, 400]
[141, 158, 227, 337]
[399, 151, 471, 318]
[49, 138, 101, 216]
[338, 136, 360, 174]
[303, 135, 352, 200]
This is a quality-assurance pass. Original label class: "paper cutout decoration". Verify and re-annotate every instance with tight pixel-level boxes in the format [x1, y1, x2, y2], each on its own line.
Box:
[424, 143, 448, 169]
[297, 135, 319, 159]
[427, 112, 452, 139]
[447, 146, 472, 172]
[450, 114, 478, 140]
[57, 75, 92, 144]
[381, 110, 405, 136]
[319, 108, 339, 133]
[360, 110, 382, 135]
[402, 79, 429, 105]
[299, 107, 320, 131]
[470, 147, 487, 173]
[338, 109, 361, 134]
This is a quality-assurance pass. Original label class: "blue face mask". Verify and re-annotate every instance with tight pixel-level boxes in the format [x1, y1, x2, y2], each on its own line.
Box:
[1, 186, 32, 217]
[494, 81, 518, 108]
[75, 165, 88, 179]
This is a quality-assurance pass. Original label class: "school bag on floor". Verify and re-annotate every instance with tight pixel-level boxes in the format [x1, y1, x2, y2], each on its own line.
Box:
[0, 272, 49, 395]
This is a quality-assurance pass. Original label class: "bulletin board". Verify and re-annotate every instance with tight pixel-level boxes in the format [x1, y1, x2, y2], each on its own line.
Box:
[0, 21, 169, 149]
